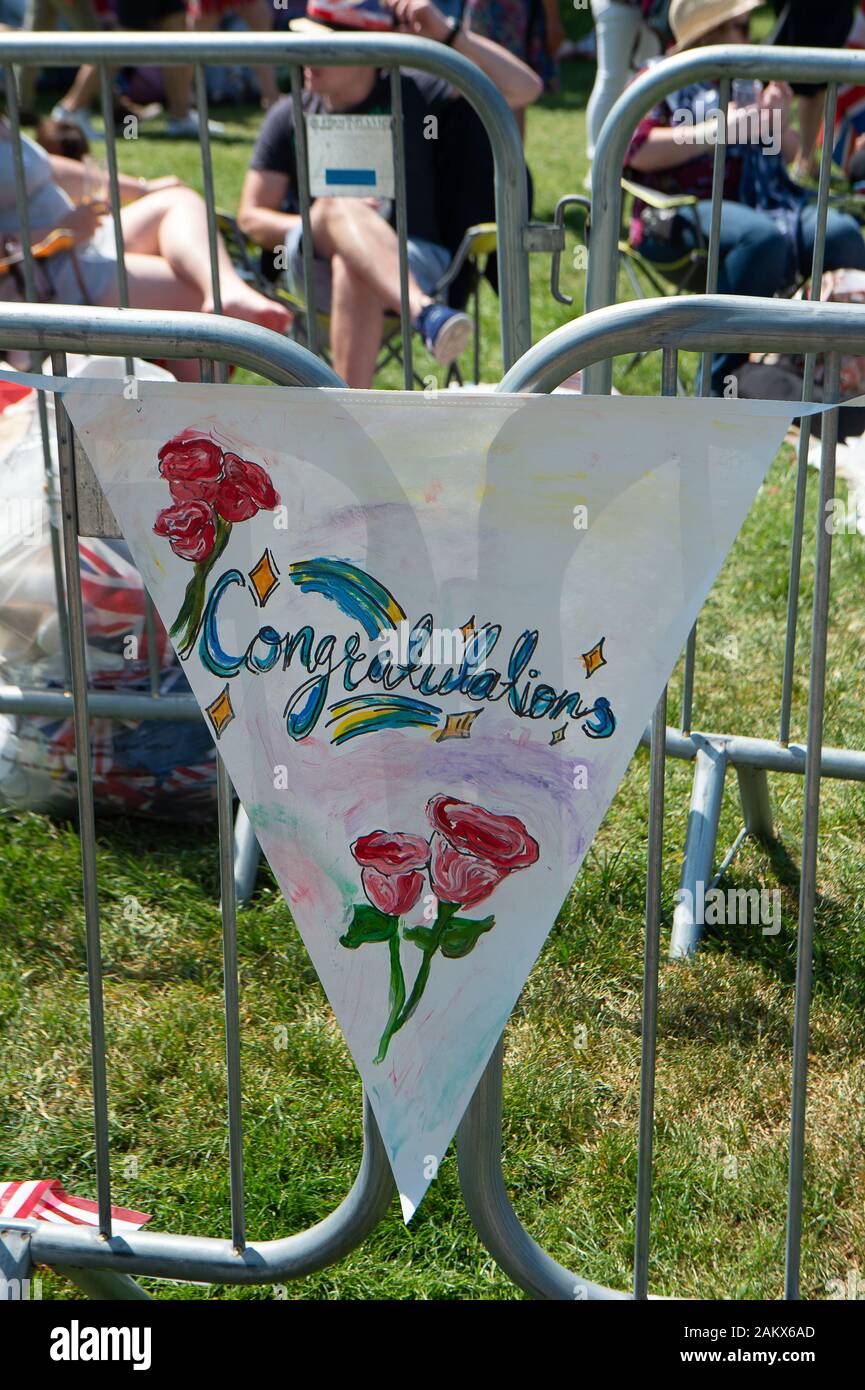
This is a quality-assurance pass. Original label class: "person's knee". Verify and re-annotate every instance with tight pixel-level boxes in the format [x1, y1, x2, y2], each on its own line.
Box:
[824, 213, 865, 271]
[331, 253, 383, 309]
[157, 184, 203, 218]
[723, 219, 788, 295]
[311, 197, 371, 229]
[311, 197, 381, 260]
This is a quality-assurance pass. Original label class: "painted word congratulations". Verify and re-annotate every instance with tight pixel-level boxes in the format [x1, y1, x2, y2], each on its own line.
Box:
[198, 568, 616, 745]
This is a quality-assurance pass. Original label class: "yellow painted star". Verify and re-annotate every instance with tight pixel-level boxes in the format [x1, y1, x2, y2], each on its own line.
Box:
[205, 684, 236, 740]
[435, 710, 482, 742]
[581, 637, 607, 679]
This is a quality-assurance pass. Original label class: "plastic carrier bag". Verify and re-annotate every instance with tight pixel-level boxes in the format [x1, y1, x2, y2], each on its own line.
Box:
[0, 359, 216, 819]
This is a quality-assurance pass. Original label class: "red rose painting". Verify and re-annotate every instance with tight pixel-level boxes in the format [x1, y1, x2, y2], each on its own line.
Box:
[153, 431, 280, 657]
[340, 800, 539, 1063]
[428, 795, 540, 909]
[153, 498, 217, 563]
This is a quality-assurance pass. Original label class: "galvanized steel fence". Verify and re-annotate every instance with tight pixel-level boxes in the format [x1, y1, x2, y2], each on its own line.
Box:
[1, 34, 860, 1304]
[1, 291, 859, 1300]
[583, 45, 865, 954]
[0, 30, 534, 900]
[497, 292, 860, 1300]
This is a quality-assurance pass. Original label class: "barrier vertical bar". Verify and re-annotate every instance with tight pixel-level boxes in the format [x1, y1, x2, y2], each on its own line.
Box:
[98, 64, 132, 368]
[779, 84, 838, 747]
[218, 754, 246, 1253]
[290, 65, 319, 360]
[696, 76, 729, 401]
[681, 78, 730, 737]
[199, 325, 245, 1248]
[194, 64, 224, 321]
[3, 64, 72, 689]
[50, 350, 113, 1238]
[389, 68, 414, 390]
[784, 350, 840, 1300]
[633, 346, 675, 1300]
[99, 61, 165, 694]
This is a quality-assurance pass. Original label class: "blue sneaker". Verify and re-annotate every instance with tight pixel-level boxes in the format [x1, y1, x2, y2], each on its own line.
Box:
[414, 303, 472, 367]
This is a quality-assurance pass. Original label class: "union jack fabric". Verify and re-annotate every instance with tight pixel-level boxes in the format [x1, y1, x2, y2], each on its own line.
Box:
[833, 3, 865, 175]
[0, 1180, 149, 1232]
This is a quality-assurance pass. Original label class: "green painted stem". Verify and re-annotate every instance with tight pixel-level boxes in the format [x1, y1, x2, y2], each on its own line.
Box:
[379, 902, 460, 1057]
[374, 930, 407, 1065]
[173, 517, 231, 658]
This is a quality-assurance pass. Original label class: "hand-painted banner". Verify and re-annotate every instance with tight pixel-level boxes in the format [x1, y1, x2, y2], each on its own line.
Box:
[65, 384, 798, 1218]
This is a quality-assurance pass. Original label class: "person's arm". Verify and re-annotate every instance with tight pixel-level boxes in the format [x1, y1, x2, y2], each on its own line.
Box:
[238, 168, 300, 249]
[48, 153, 182, 204]
[759, 81, 799, 164]
[628, 121, 722, 173]
[27, 203, 106, 247]
[385, 0, 544, 110]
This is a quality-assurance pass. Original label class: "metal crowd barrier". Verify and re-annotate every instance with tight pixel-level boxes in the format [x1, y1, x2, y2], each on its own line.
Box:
[1, 294, 857, 1301]
[0, 304, 398, 1302]
[0, 30, 534, 902]
[494, 292, 856, 1300]
[583, 45, 865, 953]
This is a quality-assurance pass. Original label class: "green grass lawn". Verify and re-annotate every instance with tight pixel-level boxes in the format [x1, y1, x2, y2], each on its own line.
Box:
[1, 9, 864, 1299]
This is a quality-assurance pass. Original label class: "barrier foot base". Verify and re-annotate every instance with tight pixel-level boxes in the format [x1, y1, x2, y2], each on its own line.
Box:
[457, 1039, 630, 1299]
[737, 765, 775, 845]
[233, 803, 262, 906]
[669, 740, 728, 959]
[54, 1266, 153, 1300]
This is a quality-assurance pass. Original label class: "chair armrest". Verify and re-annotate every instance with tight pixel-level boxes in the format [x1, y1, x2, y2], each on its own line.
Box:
[433, 223, 498, 296]
[621, 177, 700, 211]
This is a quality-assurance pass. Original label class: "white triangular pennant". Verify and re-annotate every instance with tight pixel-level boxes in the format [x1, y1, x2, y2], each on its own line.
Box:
[65, 384, 798, 1219]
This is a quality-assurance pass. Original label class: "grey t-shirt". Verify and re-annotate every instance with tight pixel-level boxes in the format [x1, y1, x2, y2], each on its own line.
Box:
[0, 128, 118, 306]
[0, 130, 72, 235]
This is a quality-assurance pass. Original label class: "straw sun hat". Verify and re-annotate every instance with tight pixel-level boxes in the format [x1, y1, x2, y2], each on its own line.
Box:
[668, 0, 763, 54]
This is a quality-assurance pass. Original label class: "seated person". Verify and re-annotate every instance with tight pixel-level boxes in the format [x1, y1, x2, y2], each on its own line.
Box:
[238, 0, 541, 387]
[0, 112, 290, 380]
[625, 0, 865, 394]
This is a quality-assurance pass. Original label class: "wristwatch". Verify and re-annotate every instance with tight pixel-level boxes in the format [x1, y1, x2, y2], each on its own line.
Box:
[443, 19, 461, 45]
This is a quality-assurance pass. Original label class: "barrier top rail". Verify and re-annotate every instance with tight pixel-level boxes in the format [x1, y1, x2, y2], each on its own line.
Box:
[0, 299, 341, 383]
[0, 29, 532, 371]
[500, 292, 865, 392]
[586, 43, 865, 395]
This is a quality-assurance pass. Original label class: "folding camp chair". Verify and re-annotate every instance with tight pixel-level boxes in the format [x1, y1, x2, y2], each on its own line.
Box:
[550, 180, 707, 388]
[0, 227, 93, 301]
[216, 210, 498, 386]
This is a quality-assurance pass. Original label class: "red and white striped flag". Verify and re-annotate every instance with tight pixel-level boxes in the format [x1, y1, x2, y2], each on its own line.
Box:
[0, 1180, 149, 1232]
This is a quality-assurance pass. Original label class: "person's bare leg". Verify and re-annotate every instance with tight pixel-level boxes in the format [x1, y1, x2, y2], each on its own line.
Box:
[158, 11, 194, 121]
[310, 197, 432, 322]
[794, 92, 823, 179]
[192, 3, 278, 108]
[244, 0, 280, 109]
[120, 187, 291, 333]
[20, 0, 54, 114]
[99, 251, 203, 379]
[328, 252, 385, 387]
[56, 63, 100, 115]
